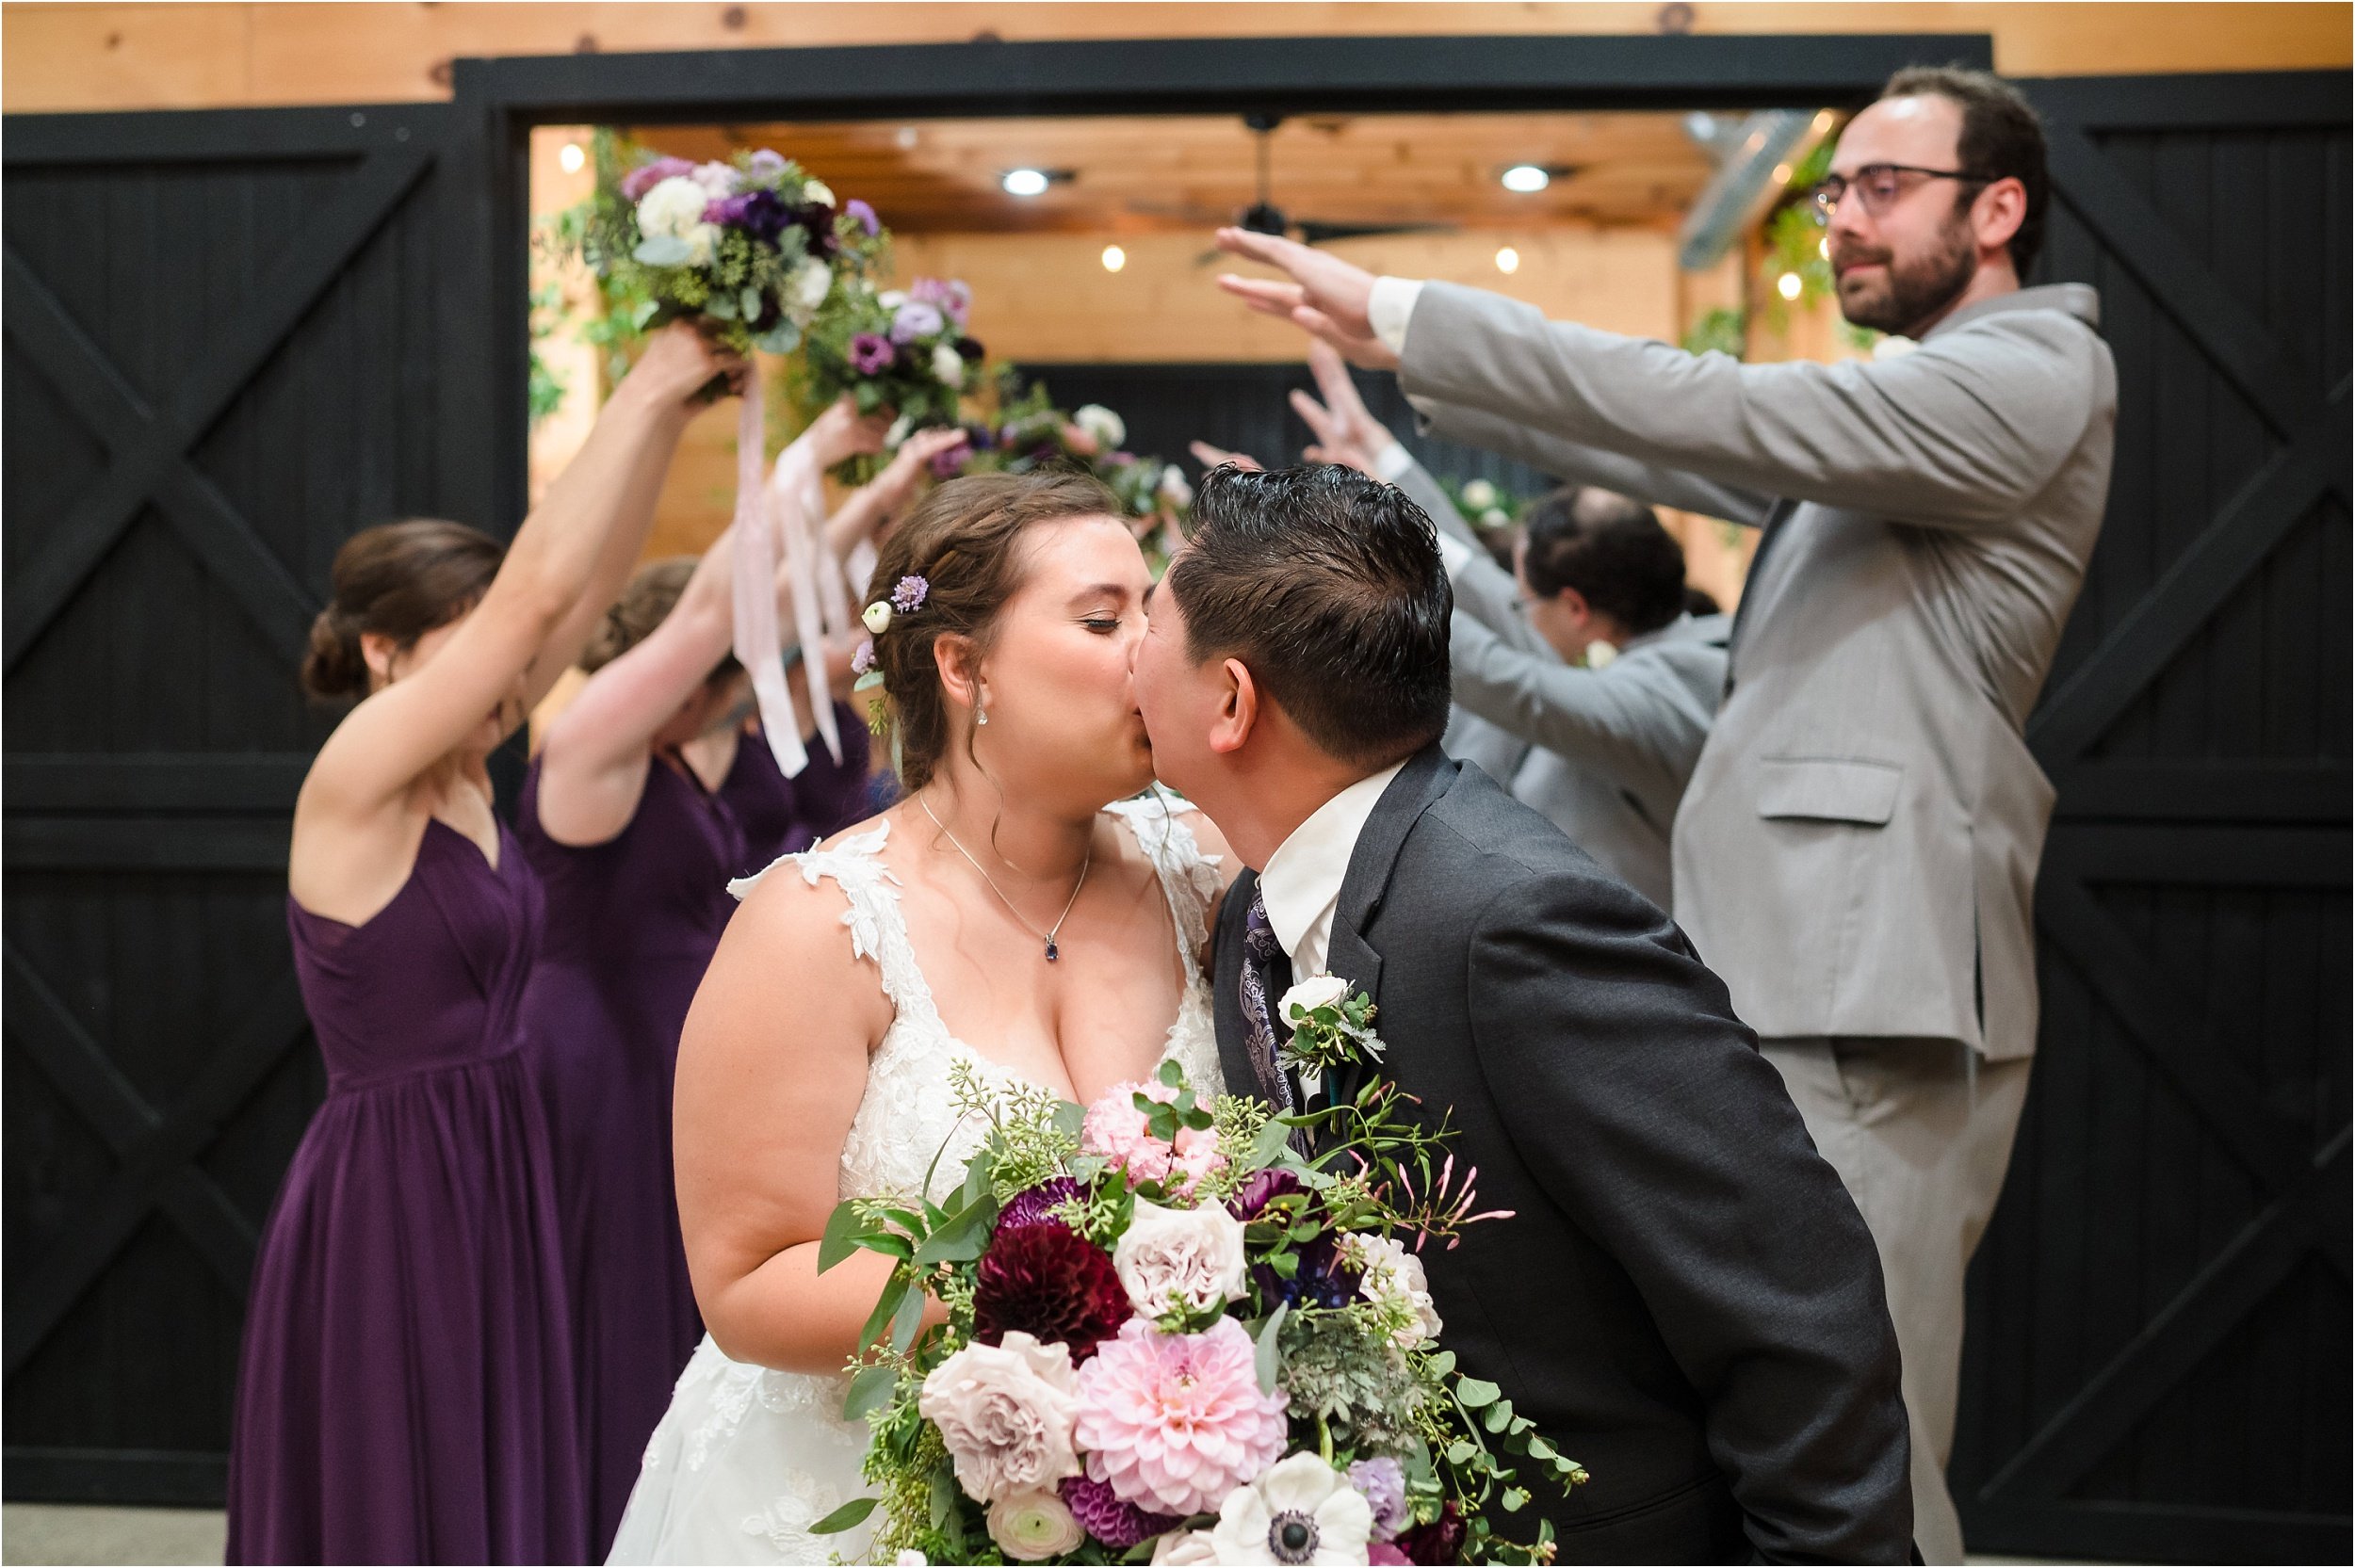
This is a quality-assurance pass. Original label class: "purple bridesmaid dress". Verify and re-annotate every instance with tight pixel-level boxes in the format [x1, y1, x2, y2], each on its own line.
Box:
[720, 707, 872, 871]
[227, 819, 586, 1566]
[513, 754, 747, 1558]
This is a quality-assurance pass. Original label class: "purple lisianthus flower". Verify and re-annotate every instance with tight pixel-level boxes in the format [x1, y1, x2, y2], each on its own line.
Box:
[995, 1177, 1081, 1234]
[890, 574, 930, 614]
[744, 148, 787, 181]
[912, 276, 974, 328]
[888, 300, 945, 345]
[844, 198, 881, 236]
[706, 188, 790, 242]
[620, 155, 693, 202]
[1059, 1474, 1180, 1551]
[1350, 1457, 1410, 1541]
[848, 333, 896, 376]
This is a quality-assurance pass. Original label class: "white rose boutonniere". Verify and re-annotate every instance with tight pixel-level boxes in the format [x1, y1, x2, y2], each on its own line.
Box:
[1274, 975, 1386, 1095]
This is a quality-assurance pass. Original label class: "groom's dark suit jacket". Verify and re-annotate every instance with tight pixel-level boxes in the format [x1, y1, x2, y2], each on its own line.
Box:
[1213, 746, 1913, 1563]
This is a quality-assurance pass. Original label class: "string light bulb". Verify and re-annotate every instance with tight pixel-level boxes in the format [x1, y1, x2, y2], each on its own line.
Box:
[1101, 244, 1127, 273]
[558, 142, 585, 174]
[1495, 247, 1521, 275]
[1777, 271, 1804, 301]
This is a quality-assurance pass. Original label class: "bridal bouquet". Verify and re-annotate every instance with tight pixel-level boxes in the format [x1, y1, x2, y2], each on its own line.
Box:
[812, 993, 1585, 1565]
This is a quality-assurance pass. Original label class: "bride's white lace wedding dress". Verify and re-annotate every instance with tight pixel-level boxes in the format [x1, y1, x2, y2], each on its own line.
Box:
[608, 792, 1226, 1565]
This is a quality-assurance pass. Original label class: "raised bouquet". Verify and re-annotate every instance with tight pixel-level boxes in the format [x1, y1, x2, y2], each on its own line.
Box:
[812, 984, 1586, 1565]
[802, 275, 986, 441]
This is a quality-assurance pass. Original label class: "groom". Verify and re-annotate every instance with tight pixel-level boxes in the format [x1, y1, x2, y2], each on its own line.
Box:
[1133, 463, 1914, 1563]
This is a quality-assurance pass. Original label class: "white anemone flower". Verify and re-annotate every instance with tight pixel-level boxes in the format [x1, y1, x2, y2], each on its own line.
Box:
[1209, 1452, 1375, 1565]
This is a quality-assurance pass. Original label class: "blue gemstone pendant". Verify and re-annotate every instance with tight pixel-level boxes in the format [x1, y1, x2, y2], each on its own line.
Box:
[1045, 938, 1060, 962]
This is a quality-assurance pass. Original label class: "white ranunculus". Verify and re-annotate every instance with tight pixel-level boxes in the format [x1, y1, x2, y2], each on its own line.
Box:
[1158, 464, 1194, 507]
[987, 1489, 1085, 1561]
[635, 175, 711, 240]
[933, 341, 967, 386]
[1210, 1452, 1375, 1565]
[1349, 1234, 1444, 1348]
[1113, 1197, 1248, 1317]
[1584, 639, 1618, 670]
[1150, 1531, 1222, 1566]
[862, 602, 894, 635]
[790, 257, 833, 317]
[917, 1332, 1081, 1504]
[1073, 404, 1127, 450]
[1459, 477, 1499, 510]
[803, 177, 836, 207]
[1279, 974, 1350, 1026]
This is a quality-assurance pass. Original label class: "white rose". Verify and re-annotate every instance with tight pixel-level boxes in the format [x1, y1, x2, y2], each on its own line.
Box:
[1351, 1234, 1444, 1348]
[803, 177, 836, 207]
[987, 1489, 1085, 1561]
[1584, 639, 1618, 670]
[1158, 464, 1194, 507]
[917, 1332, 1081, 1503]
[933, 341, 967, 386]
[1150, 1531, 1222, 1566]
[1278, 974, 1350, 1026]
[1459, 478, 1499, 510]
[790, 257, 833, 317]
[862, 602, 894, 635]
[1210, 1452, 1375, 1565]
[635, 175, 710, 240]
[1113, 1197, 1248, 1317]
[1073, 404, 1127, 450]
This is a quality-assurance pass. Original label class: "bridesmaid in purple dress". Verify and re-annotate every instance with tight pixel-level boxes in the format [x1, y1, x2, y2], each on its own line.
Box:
[226, 324, 732, 1566]
[722, 692, 874, 870]
[520, 403, 952, 1554]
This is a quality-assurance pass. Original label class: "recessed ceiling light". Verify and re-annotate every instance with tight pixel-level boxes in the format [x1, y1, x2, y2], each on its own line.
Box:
[1778, 271, 1804, 300]
[1495, 247, 1521, 274]
[1501, 164, 1550, 194]
[1101, 244, 1127, 273]
[558, 141, 585, 174]
[1002, 169, 1050, 198]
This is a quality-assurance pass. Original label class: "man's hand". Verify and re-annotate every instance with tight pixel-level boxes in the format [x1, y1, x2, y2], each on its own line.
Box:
[1213, 228, 1398, 370]
[1188, 441, 1262, 473]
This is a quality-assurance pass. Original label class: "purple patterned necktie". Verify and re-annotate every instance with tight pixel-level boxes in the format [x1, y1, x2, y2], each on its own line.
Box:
[1239, 886, 1297, 1115]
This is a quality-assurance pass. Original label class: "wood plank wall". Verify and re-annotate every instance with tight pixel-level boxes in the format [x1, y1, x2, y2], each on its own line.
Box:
[7, 3, 2350, 114]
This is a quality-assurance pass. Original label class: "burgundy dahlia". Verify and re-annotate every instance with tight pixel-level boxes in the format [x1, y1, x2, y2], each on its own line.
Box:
[996, 1178, 1080, 1233]
[971, 1219, 1127, 1360]
[1396, 1500, 1467, 1565]
[1059, 1473, 1180, 1550]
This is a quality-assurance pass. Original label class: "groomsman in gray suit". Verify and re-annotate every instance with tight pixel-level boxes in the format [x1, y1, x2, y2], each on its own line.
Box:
[1214, 66, 2117, 1562]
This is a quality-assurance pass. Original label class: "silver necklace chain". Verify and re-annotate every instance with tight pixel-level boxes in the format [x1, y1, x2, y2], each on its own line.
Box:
[916, 792, 1092, 962]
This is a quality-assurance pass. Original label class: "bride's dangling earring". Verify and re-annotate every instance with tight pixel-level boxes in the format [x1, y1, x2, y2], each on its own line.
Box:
[976, 704, 989, 727]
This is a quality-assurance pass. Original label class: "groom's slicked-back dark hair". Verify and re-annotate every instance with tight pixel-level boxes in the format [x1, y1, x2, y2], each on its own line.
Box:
[1168, 464, 1453, 768]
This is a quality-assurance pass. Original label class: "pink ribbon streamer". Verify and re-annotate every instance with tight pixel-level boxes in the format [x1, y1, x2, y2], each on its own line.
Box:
[779, 454, 846, 767]
[730, 375, 811, 778]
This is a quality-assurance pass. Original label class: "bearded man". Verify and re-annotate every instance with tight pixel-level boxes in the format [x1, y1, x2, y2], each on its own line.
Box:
[1213, 67, 2117, 1563]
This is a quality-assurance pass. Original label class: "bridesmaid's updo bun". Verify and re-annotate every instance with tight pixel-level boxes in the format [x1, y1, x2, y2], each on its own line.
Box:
[580, 557, 742, 684]
[864, 469, 1119, 792]
[301, 520, 505, 703]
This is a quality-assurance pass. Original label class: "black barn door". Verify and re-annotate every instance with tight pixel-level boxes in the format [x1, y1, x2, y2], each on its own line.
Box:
[2, 103, 498, 1504]
[1950, 72, 2351, 1563]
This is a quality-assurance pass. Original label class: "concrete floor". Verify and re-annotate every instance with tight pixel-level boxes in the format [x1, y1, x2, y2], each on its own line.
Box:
[2, 1506, 225, 1566]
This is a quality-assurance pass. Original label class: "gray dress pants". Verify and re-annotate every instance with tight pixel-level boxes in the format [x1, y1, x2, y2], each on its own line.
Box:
[1761, 1037, 2033, 1567]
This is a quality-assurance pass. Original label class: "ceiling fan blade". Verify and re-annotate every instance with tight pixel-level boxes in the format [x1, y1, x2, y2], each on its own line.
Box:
[1295, 218, 1460, 245]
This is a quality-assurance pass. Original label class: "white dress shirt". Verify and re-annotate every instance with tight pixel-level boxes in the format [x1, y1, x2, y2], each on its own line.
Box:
[1256, 760, 1406, 985]
[1368, 276, 1427, 359]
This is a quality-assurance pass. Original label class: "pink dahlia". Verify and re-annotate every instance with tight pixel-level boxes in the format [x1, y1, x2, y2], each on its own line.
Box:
[1073, 1317, 1289, 1518]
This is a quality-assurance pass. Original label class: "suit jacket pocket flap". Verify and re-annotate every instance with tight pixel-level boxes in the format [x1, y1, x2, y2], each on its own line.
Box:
[1757, 756, 1902, 825]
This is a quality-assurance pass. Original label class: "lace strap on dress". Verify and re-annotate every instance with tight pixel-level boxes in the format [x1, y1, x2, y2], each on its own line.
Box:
[726, 821, 944, 1034]
[1102, 786, 1223, 961]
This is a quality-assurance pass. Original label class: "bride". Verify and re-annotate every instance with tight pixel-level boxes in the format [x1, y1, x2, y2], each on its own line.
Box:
[609, 470, 1233, 1564]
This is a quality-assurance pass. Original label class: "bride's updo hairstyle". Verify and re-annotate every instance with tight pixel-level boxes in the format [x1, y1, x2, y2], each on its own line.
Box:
[863, 469, 1120, 792]
[302, 519, 505, 703]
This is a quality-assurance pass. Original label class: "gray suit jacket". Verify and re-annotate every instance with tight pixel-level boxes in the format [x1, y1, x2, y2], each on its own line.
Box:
[1402, 282, 2116, 1058]
[1384, 453, 1728, 910]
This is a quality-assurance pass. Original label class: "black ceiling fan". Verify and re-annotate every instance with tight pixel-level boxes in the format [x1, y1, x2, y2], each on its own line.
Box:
[1156, 113, 1456, 262]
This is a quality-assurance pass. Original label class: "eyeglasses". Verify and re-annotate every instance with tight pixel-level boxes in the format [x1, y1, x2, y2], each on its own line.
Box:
[1809, 163, 1990, 224]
